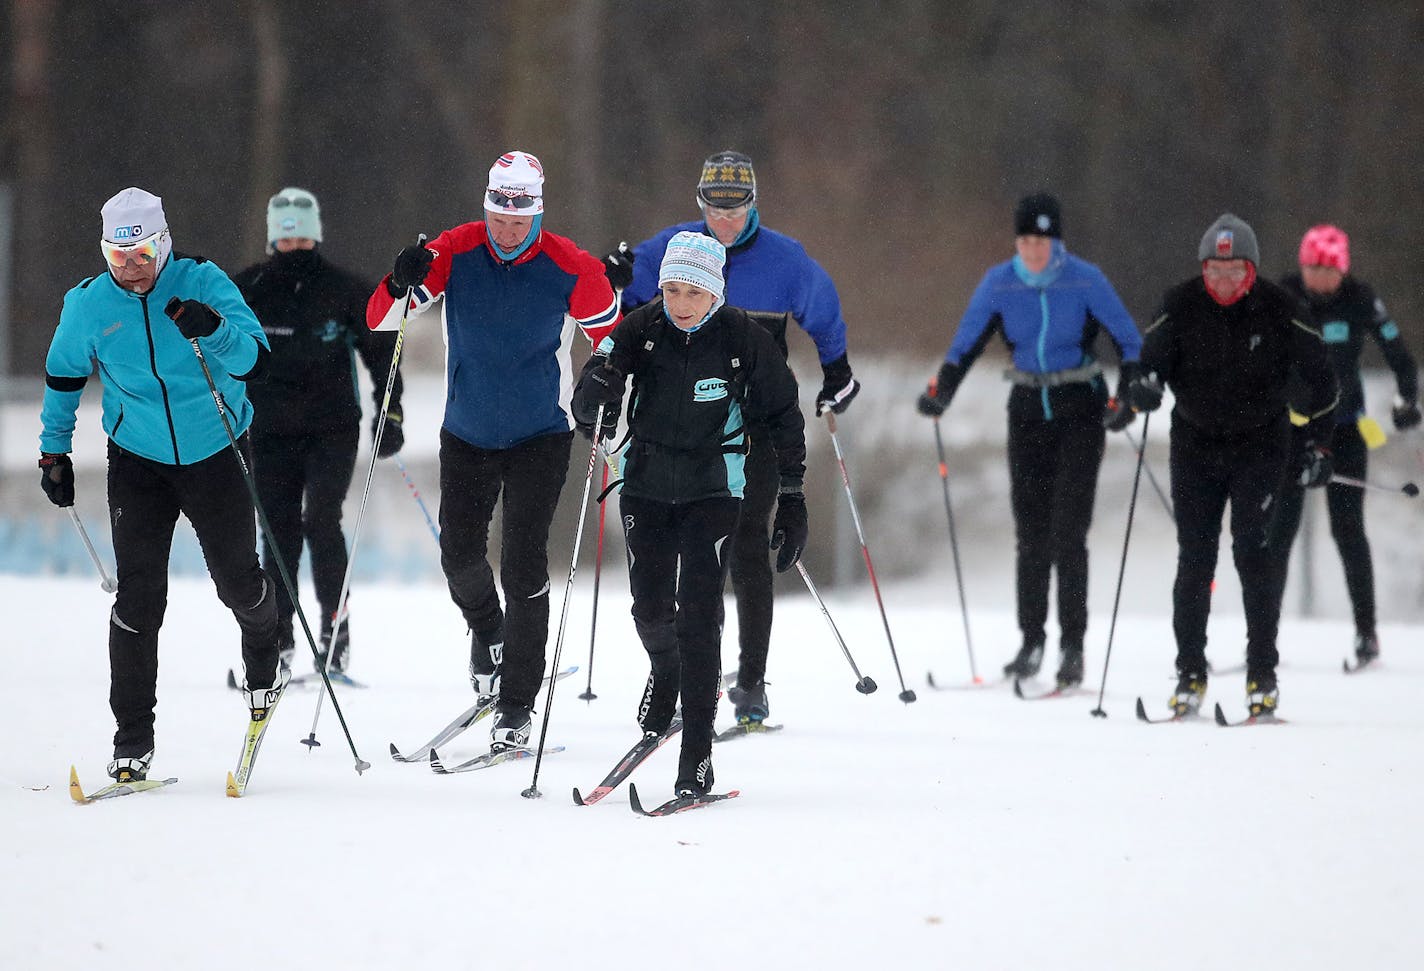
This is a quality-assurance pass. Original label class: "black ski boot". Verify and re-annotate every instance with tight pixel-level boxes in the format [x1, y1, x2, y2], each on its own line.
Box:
[107, 746, 153, 782]
[1354, 632, 1380, 665]
[1169, 670, 1207, 716]
[727, 680, 769, 725]
[674, 743, 714, 798]
[468, 624, 505, 705]
[491, 704, 531, 751]
[1003, 638, 1045, 679]
[320, 616, 351, 675]
[1246, 673, 1279, 718]
[275, 624, 295, 678]
[1055, 641, 1084, 689]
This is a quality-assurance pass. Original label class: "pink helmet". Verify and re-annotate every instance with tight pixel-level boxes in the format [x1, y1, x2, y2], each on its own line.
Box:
[1299, 224, 1350, 273]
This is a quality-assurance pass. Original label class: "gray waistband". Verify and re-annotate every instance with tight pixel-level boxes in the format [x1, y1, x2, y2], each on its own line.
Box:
[1004, 363, 1103, 388]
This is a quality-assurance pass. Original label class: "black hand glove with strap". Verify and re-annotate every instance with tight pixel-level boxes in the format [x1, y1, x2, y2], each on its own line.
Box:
[816, 353, 860, 417]
[769, 491, 808, 573]
[1299, 442, 1333, 488]
[1105, 364, 1163, 431]
[39, 453, 74, 507]
[164, 297, 222, 339]
[375, 411, 403, 459]
[602, 242, 635, 291]
[572, 362, 624, 440]
[1393, 397, 1422, 431]
[916, 361, 964, 418]
[388, 242, 435, 297]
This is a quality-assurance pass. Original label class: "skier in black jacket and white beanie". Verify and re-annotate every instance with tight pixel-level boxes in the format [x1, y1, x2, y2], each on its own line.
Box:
[573, 231, 806, 797]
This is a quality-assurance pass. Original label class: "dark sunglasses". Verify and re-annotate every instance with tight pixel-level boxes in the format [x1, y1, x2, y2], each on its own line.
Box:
[486, 189, 539, 211]
[270, 196, 314, 209]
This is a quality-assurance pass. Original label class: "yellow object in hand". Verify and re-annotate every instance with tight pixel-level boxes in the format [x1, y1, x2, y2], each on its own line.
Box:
[1358, 415, 1387, 449]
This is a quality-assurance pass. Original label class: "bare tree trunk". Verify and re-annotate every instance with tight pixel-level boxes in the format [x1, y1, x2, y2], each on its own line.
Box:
[8, 0, 57, 370]
[247, 0, 286, 260]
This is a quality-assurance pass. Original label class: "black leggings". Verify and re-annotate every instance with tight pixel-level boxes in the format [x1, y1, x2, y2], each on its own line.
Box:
[106, 437, 277, 753]
[727, 428, 778, 686]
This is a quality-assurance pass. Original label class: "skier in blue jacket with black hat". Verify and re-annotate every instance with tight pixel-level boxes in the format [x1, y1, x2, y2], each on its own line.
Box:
[918, 193, 1142, 688]
[39, 187, 284, 783]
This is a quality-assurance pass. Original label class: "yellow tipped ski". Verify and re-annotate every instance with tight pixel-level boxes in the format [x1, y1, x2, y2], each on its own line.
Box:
[225, 771, 240, 798]
[69, 765, 87, 803]
[69, 764, 178, 804]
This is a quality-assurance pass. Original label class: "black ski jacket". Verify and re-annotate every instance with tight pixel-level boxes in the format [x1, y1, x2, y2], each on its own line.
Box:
[233, 250, 402, 438]
[1279, 273, 1417, 423]
[576, 300, 806, 504]
[1141, 276, 1338, 441]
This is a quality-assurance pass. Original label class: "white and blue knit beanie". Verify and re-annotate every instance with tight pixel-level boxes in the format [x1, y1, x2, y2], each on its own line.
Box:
[267, 187, 323, 246]
[658, 231, 727, 312]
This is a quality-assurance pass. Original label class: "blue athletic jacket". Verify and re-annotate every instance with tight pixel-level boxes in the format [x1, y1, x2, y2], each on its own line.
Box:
[943, 243, 1141, 419]
[40, 255, 268, 465]
[622, 221, 847, 364]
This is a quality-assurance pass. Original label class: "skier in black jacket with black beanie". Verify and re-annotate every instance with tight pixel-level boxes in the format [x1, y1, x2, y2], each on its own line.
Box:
[1115, 214, 1337, 719]
[573, 231, 806, 798]
[234, 188, 403, 677]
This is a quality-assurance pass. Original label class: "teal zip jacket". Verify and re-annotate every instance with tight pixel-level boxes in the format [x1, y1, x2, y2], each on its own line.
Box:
[40, 254, 268, 465]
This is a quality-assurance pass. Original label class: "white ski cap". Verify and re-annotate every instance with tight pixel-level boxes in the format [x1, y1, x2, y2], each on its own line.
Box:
[101, 187, 167, 244]
[484, 150, 545, 216]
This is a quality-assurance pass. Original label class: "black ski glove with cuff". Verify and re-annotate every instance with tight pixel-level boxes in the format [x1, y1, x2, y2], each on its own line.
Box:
[1299, 443, 1333, 488]
[916, 361, 964, 417]
[573, 363, 625, 440]
[602, 243, 635, 291]
[39, 453, 74, 507]
[1393, 397, 1422, 431]
[770, 491, 808, 573]
[816, 353, 860, 417]
[388, 242, 435, 297]
[165, 298, 221, 339]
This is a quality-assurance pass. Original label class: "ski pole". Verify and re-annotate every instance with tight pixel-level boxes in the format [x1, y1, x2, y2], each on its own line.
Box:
[797, 561, 877, 694]
[1090, 411, 1150, 719]
[165, 297, 369, 774]
[928, 416, 977, 684]
[823, 411, 915, 703]
[1329, 473, 1419, 498]
[522, 404, 606, 799]
[303, 234, 424, 751]
[1124, 425, 1174, 521]
[578, 459, 610, 702]
[66, 507, 117, 593]
[394, 454, 440, 544]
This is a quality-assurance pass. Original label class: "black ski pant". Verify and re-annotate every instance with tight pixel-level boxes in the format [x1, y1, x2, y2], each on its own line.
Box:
[1268, 422, 1374, 635]
[1169, 414, 1291, 681]
[251, 426, 358, 637]
[1006, 413, 1105, 646]
[438, 428, 572, 714]
[106, 437, 278, 757]
[727, 427, 778, 688]
[622, 494, 740, 789]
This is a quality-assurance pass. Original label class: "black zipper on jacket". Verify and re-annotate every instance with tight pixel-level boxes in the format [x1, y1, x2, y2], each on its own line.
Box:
[139, 293, 182, 464]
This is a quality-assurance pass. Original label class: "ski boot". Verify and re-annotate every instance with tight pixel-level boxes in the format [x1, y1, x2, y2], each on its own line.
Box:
[107, 747, 154, 782]
[468, 625, 505, 706]
[1246, 674, 1279, 718]
[1169, 670, 1207, 716]
[1003, 638, 1045, 679]
[319, 615, 351, 675]
[490, 704, 531, 751]
[242, 667, 291, 717]
[275, 622, 295, 678]
[1354, 632, 1380, 665]
[727, 680, 769, 727]
[675, 744, 714, 798]
[1055, 641, 1084, 689]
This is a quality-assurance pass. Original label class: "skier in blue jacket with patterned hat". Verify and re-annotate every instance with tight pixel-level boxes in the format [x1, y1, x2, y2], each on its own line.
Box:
[606, 150, 854, 728]
[918, 193, 1142, 688]
[38, 187, 284, 784]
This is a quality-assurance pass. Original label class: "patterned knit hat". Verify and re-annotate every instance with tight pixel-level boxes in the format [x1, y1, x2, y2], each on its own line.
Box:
[697, 150, 756, 208]
[485, 150, 545, 215]
[1198, 213, 1260, 265]
[659, 231, 727, 312]
[1299, 224, 1349, 273]
[267, 187, 323, 245]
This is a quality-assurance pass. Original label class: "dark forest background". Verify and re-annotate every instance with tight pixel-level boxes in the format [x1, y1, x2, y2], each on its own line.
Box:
[3, 0, 1423, 376]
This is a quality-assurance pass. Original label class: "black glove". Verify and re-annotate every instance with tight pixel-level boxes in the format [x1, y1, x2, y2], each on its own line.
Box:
[1298, 443, 1333, 488]
[602, 242, 634, 291]
[916, 361, 963, 418]
[770, 491, 808, 573]
[573, 363, 625, 439]
[164, 297, 221, 339]
[1393, 398, 1422, 431]
[1122, 368, 1164, 413]
[39, 453, 74, 507]
[388, 242, 435, 296]
[375, 411, 403, 459]
[1103, 397, 1137, 432]
[816, 354, 860, 417]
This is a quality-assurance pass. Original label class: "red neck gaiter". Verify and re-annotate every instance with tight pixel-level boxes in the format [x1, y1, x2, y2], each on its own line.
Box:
[1203, 261, 1256, 306]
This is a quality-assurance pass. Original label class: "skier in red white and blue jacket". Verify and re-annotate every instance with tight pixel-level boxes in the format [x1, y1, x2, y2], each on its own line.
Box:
[367, 151, 618, 752]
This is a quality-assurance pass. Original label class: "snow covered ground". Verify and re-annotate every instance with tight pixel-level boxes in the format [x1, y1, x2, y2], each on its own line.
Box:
[5, 571, 1422, 970]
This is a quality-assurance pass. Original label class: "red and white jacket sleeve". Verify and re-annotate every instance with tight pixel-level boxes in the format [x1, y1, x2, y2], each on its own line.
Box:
[366, 227, 464, 331]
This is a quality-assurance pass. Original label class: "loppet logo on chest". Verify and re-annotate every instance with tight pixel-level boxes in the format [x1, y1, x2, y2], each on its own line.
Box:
[1321, 321, 1349, 344]
[319, 319, 341, 342]
[693, 378, 729, 403]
